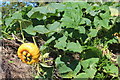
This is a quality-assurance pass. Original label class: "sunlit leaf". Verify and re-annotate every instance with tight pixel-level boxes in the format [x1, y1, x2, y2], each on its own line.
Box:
[23, 25, 36, 35]
[5, 17, 13, 26]
[54, 35, 67, 50]
[66, 41, 83, 53]
[78, 26, 85, 34]
[99, 19, 109, 29]
[109, 7, 120, 16]
[81, 58, 99, 70]
[12, 11, 22, 19]
[88, 29, 98, 37]
[33, 25, 49, 34]
[55, 56, 72, 73]
[47, 21, 60, 32]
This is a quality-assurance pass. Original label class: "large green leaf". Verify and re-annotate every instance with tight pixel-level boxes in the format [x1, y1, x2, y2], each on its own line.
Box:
[54, 35, 67, 50]
[33, 25, 49, 34]
[94, 16, 100, 27]
[75, 68, 97, 79]
[81, 58, 99, 70]
[47, 21, 60, 32]
[5, 11, 22, 27]
[84, 68, 97, 78]
[58, 64, 72, 74]
[5, 17, 13, 27]
[100, 11, 111, 19]
[48, 3, 65, 12]
[55, 56, 81, 78]
[86, 4, 100, 16]
[30, 11, 44, 20]
[27, 7, 47, 17]
[27, 3, 65, 18]
[66, 41, 84, 53]
[75, 58, 99, 79]
[80, 18, 91, 26]
[88, 29, 98, 37]
[78, 2, 90, 9]
[99, 19, 109, 29]
[61, 3, 82, 28]
[103, 64, 118, 77]
[23, 25, 36, 35]
[77, 26, 85, 34]
[94, 16, 110, 30]
[27, 7, 37, 17]
[55, 56, 72, 74]
[12, 11, 22, 19]
[89, 10, 99, 16]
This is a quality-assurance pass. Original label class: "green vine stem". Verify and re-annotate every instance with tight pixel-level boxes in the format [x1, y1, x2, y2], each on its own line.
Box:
[19, 20, 25, 43]
[32, 36, 37, 46]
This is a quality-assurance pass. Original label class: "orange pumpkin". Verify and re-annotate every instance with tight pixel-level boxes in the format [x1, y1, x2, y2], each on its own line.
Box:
[17, 43, 40, 64]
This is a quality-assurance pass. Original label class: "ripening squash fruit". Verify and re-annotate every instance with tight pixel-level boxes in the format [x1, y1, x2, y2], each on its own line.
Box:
[17, 43, 40, 64]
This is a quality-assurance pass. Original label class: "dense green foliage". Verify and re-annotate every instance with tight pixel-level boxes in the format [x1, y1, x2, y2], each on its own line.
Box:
[1, 2, 120, 79]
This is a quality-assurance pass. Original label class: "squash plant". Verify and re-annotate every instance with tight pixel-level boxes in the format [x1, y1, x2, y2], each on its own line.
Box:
[2, 2, 120, 79]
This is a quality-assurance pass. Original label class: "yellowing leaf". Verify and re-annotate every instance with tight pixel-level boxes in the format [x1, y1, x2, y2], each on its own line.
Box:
[109, 7, 120, 16]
